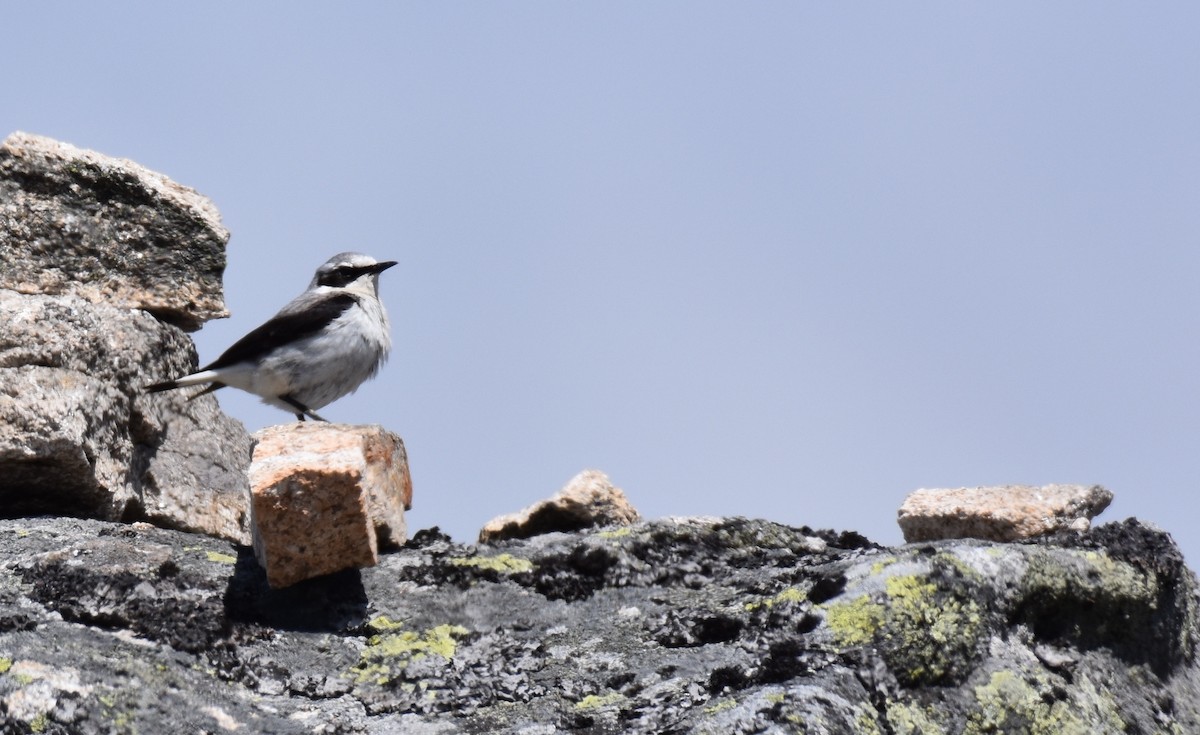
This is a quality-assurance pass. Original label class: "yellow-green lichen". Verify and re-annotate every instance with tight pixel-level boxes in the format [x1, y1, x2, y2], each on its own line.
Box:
[190, 661, 218, 677]
[703, 697, 737, 714]
[97, 693, 134, 732]
[1082, 551, 1154, 596]
[1073, 674, 1127, 733]
[854, 703, 885, 734]
[30, 713, 47, 733]
[870, 557, 898, 575]
[575, 692, 626, 710]
[822, 594, 885, 646]
[373, 625, 466, 660]
[885, 575, 934, 603]
[366, 615, 406, 633]
[886, 700, 946, 735]
[964, 669, 1125, 734]
[205, 551, 237, 564]
[966, 670, 1087, 735]
[449, 553, 534, 574]
[881, 574, 984, 685]
[0, 658, 11, 674]
[1024, 550, 1153, 603]
[822, 572, 984, 685]
[353, 623, 469, 686]
[745, 586, 807, 611]
[933, 552, 979, 579]
[598, 527, 633, 539]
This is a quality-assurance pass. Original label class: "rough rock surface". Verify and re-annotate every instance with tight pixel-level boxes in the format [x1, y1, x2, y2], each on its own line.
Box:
[0, 288, 252, 543]
[480, 469, 640, 542]
[250, 423, 413, 588]
[0, 515, 1195, 733]
[0, 131, 228, 331]
[898, 484, 1114, 543]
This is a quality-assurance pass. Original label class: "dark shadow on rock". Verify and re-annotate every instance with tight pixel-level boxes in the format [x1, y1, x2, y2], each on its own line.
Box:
[1018, 518, 1197, 678]
[222, 546, 369, 633]
[0, 464, 110, 520]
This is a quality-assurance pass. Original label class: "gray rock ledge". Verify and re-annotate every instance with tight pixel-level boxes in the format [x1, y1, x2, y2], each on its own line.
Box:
[0, 515, 1195, 733]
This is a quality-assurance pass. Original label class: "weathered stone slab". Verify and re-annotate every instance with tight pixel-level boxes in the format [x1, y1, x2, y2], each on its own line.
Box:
[897, 483, 1114, 543]
[479, 469, 639, 543]
[249, 423, 412, 588]
[0, 131, 229, 331]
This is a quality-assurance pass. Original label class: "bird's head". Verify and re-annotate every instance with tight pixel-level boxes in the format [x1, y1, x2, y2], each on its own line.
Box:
[310, 252, 397, 297]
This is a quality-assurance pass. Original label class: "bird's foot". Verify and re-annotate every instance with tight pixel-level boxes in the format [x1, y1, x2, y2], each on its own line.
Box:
[282, 395, 327, 423]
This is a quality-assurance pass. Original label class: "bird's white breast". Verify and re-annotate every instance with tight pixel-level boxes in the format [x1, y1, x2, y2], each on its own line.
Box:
[254, 294, 391, 410]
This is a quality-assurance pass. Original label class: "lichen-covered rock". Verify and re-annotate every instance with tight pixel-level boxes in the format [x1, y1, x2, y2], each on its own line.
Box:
[0, 289, 252, 542]
[0, 515, 1195, 733]
[0, 131, 229, 331]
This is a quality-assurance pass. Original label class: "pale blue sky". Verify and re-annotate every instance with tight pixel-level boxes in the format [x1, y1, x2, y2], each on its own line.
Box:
[7, 4, 1200, 563]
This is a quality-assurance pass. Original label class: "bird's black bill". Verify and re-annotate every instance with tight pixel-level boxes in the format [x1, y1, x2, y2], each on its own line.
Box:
[372, 260, 398, 274]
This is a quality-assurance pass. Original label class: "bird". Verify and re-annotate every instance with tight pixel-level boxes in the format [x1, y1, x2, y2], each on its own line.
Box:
[146, 251, 397, 422]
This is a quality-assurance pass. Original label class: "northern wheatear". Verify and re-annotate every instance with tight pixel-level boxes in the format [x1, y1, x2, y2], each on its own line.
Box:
[146, 251, 396, 421]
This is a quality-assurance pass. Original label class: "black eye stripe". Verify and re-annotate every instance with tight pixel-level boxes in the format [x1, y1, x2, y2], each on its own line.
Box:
[316, 263, 375, 288]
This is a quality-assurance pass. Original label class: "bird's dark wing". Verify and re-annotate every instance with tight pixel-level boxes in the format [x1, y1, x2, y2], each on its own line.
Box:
[201, 293, 358, 371]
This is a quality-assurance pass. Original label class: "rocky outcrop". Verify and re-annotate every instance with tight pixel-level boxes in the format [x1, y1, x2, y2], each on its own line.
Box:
[0, 132, 252, 543]
[2, 131, 1197, 734]
[0, 515, 1195, 733]
[0, 131, 229, 331]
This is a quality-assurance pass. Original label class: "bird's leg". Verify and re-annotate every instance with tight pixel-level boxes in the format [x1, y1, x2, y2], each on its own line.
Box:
[281, 395, 328, 423]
